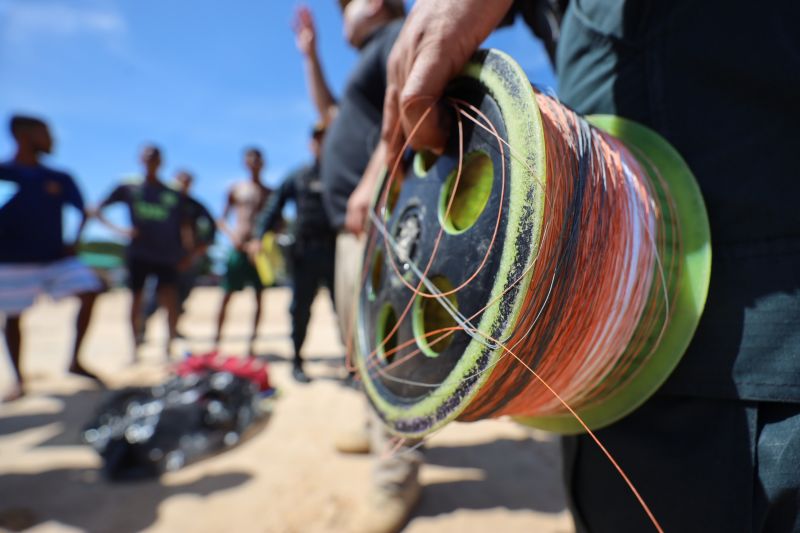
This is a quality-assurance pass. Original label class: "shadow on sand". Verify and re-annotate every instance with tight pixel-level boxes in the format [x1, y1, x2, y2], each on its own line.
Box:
[0, 468, 251, 532]
[0, 387, 255, 532]
[417, 437, 568, 517]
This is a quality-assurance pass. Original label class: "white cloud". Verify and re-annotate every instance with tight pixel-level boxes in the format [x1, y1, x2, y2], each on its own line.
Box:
[1, 0, 127, 45]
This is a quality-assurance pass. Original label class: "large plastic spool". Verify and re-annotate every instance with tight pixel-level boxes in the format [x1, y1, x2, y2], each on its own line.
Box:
[355, 49, 711, 438]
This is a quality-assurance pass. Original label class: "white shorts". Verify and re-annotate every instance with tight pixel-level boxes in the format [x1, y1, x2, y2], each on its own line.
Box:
[0, 257, 102, 316]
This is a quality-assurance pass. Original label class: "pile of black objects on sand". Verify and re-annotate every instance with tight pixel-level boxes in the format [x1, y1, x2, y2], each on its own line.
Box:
[83, 353, 274, 480]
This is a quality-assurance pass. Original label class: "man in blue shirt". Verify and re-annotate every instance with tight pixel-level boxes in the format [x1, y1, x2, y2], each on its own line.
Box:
[0, 115, 103, 402]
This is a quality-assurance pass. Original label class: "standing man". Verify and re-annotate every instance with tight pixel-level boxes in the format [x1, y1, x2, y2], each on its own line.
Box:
[0, 115, 103, 401]
[96, 145, 196, 360]
[174, 171, 216, 317]
[362, 0, 800, 531]
[252, 124, 336, 384]
[295, 2, 403, 340]
[214, 148, 271, 355]
[142, 170, 216, 322]
[294, 4, 422, 533]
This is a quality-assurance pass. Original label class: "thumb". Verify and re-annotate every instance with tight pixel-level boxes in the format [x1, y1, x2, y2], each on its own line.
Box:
[381, 83, 405, 181]
[398, 49, 454, 154]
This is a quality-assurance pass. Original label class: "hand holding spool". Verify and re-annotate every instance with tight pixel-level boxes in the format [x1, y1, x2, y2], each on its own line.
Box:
[356, 48, 711, 438]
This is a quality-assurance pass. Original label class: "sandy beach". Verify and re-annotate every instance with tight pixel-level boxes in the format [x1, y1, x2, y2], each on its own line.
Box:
[0, 287, 574, 533]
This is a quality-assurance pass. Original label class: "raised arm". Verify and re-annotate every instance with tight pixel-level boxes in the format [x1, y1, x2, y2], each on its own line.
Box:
[294, 6, 338, 123]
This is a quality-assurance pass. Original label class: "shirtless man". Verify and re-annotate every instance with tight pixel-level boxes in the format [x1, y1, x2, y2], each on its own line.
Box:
[214, 147, 272, 354]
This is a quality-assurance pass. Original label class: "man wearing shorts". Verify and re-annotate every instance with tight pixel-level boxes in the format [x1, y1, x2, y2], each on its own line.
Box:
[97, 145, 197, 360]
[215, 148, 272, 354]
[173, 170, 216, 317]
[0, 115, 103, 401]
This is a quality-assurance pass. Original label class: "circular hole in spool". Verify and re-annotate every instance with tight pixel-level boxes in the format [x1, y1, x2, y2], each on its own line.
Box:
[413, 150, 439, 177]
[439, 150, 494, 234]
[413, 275, 458, 358]
[368, 249, 384, 302]
[376, 303, 399, 364]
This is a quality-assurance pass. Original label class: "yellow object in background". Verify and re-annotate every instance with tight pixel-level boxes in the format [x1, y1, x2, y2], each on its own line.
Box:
[255, 232, 283, 286]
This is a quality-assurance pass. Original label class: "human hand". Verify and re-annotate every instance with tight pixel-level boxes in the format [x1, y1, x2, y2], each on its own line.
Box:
[345, 173, 377, 235]
[120, 227, 138, 240]
[382, 0, 513, 170]
[346, 140, 388, 235]
[176, 255, 193, 273]
[293, 5, 317, 57]
[244, 239, 262, 258]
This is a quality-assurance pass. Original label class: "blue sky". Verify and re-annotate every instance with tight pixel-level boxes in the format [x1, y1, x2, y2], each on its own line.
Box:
[0, 0, 556, 242]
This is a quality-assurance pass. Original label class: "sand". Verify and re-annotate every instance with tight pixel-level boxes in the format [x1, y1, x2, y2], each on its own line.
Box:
[0, 287, 574, 533]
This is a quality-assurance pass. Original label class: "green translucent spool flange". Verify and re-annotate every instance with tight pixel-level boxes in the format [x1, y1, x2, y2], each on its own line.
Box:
[515, 114, 711, 434]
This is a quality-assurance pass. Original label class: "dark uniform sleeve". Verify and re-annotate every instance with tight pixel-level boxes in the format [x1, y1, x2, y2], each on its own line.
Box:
[499, 0, 567, 65]
[254, 173, 296, 238]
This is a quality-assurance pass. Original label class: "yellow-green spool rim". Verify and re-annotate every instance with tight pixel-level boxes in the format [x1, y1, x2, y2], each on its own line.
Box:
[355, 48, 546, 438]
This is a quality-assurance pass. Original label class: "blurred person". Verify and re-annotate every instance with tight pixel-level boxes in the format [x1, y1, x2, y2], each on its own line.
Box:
[350, 0, 800, 532]
[294, 4, 421, 532]
[214, 148, 272, 355]
[143, 170, 216, 324]
[174, 171, 216, 316]
[0, 115, 103, 401]
[96, 145, 197, 361]
[251, 123, 336, 384]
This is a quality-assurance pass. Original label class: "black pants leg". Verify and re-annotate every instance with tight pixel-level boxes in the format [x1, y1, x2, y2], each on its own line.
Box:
[563, 395, 800, 533]
[290, 256, 316, 367]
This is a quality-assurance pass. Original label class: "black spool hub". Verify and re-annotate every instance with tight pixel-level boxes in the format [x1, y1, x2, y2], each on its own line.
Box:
[359, 76, 511, 402]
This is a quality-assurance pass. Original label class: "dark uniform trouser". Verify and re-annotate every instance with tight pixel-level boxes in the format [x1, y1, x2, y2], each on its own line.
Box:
[562, 395, 800, 533]
[290, 239, 336, 364]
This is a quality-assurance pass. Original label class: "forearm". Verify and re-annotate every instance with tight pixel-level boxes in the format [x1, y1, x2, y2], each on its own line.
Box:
[303, 50, 338, 121]
[255, 190, 289, 238]
[94, 208, 130, 237]
[72, 211, 89, 246]
[216, 218, 236, 242]
[344, 141, 387, 234]
[363, 140, 387, 196]
[189, 243, 209, 261]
